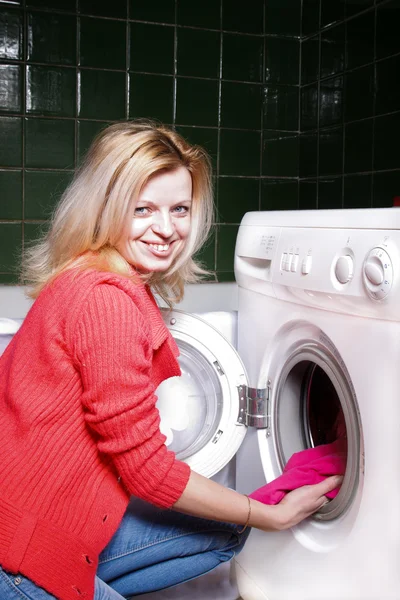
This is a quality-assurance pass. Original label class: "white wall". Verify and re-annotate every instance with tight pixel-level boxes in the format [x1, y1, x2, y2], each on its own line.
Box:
[0, 282, 238, 318]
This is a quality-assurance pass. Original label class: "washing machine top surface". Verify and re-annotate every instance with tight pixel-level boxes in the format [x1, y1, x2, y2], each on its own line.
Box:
[235, 208, 400, 320]
[241, 207, 400, 229]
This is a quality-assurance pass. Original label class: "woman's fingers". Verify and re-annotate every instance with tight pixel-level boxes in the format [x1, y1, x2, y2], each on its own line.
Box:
[313, 475, 343, 497]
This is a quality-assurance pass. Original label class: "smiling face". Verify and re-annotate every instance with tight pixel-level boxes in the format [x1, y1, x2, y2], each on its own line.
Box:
[117, 166, 193, 274]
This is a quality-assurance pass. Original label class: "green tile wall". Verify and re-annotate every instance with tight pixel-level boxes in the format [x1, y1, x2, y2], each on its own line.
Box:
[0, 0, 302, 283]
[300, 0, 400, 211]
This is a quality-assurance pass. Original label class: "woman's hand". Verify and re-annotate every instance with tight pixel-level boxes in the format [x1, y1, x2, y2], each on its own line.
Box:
[173, 470, 343, 534]
[259, 475, 343, 531]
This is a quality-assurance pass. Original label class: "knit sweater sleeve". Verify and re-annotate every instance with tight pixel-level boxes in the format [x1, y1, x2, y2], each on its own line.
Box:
[72, 283, 190, 508]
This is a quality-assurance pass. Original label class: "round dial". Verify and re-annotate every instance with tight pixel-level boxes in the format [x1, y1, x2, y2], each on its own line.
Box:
[363, 247, 393, 300]
[334, 255, 354, 284]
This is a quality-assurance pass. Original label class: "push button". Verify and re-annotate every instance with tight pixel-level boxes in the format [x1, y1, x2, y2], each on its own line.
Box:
[302, 256, 312, 275]
[291, 254, 299, 272]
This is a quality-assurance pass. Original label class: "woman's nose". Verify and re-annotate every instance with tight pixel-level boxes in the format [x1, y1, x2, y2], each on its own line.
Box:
[152, 211, 174, 237]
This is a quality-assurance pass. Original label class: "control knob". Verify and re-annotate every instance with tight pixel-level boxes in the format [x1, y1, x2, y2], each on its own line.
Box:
[334, 255, 354, 284]
[363, 247, 393, 300]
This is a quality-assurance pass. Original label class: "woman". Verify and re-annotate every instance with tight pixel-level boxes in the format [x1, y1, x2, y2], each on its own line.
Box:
[0, 121, 340, 600]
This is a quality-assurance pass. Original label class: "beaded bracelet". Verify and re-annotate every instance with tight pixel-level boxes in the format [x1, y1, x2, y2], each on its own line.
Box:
[238, 495, 251, 534]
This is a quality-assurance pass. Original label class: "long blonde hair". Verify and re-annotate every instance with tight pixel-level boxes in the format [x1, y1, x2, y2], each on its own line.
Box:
[23, 120, 214, 304]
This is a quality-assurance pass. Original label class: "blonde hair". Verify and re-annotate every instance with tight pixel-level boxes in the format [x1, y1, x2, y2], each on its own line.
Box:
[23, 120, 214, 304]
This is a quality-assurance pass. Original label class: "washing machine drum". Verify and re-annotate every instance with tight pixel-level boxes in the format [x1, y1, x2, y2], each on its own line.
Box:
[156, 309, 248, 478]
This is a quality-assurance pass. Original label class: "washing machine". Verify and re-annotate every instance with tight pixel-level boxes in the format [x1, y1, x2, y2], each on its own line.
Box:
[233, 208, 400, 600]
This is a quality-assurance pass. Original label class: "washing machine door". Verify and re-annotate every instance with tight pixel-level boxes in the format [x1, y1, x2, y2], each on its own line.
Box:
[157, 309, 249, 478]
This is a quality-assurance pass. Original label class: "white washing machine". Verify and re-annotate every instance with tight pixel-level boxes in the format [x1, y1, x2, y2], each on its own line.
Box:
[233, 208, 400, 600]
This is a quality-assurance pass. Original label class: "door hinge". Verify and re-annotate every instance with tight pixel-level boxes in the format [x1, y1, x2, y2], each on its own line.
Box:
[237, 384, 270, 430]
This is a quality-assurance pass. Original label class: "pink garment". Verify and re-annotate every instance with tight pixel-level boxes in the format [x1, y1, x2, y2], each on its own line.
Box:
[249, 438, 347, 505]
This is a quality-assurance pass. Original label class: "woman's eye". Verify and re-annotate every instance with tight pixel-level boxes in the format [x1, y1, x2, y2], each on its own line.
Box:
[134, 207, 149, 216]
[173, 206, 189, 214]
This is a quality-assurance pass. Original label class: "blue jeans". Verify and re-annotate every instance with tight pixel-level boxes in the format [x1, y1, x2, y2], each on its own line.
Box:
[0, 497, 250, 599]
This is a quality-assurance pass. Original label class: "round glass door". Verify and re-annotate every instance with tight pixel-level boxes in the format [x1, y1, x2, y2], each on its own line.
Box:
[156, 310, 248, 478]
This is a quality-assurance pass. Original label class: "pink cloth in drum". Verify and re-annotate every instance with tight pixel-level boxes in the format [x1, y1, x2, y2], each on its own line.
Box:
[249, 438, 347, 505]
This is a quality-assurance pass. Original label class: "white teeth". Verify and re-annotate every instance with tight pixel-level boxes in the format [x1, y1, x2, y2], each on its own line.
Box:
[149, 243, 169, 252]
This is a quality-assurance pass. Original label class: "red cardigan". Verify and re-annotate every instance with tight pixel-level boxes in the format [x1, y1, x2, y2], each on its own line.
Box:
[0, 269, 191, 600]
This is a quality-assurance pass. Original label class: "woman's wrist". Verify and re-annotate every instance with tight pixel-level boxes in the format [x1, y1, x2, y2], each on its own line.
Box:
[249, 499, 287, 532]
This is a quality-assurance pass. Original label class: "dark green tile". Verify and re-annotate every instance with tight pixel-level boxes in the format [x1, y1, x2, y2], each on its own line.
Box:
[374, 113, 400, 171]
[373, 170, 400, 208]
[318, 177, 343, 209]
[0, 64, 21, 113]
[0, 117, 22, 166]
[0, 9, 23, 60]
[27, 11, 76, 65]
[222, 33, 263, 83]
[175, 126, 218, 169]
[176, 78, 219, 127]
[220, 130, 261, 176]
[346, 0, 374, 18]
[25, 118, 75, 168]
[194, 225, 216, 272]
[216, 224, 239, 271]
[130, 23, 174, 74]
[344, 65, 374, 122]
[221, 82, 261, 129]
[216, 271, 235, 282]
[80, 70, 126, 120]
[222, 0, 264, 34]
[25, 170, 72, 219]
[344, 120, 373, 173]
[78, 120, 110, 162]
[262, 131, 299, 177]
[26, 0, 75, 9]
[320, 23, 344, 79]
[79, 0, 127, 18]
[265, 0, 301, 37]
[299, 132, 318, 177]
[302, 0, 320, 36]
[0, 273, 19, 284]
[177, 0, 220, 29]
[346, 10, 374, 70]
[0, 223, 22, 275]
[177, 29, 220, 79]
[129, 73, 173, 123]
[343, 174, 372, 208]
[319, 126, 343, 176]
[319, 76, 343, 127]
[129, 0, 175, 23]
[265, 37, 300, 84]
[80, 17, 126, 70]
[321, 0, 345, 28]
[24, 221, 48, 247]
[218, 178, 259, 222]
[260, 179, 298, 210]
[300, 83, 318, 131]
[26, 66, 75, 117]
[299, 179, 317, 209]
[0, 170, 22, 218]
[376, 54, 400, 116]
[301, 35, 319, 85]
[263, 85, 299, 131]
[376, 0, 400, 60]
